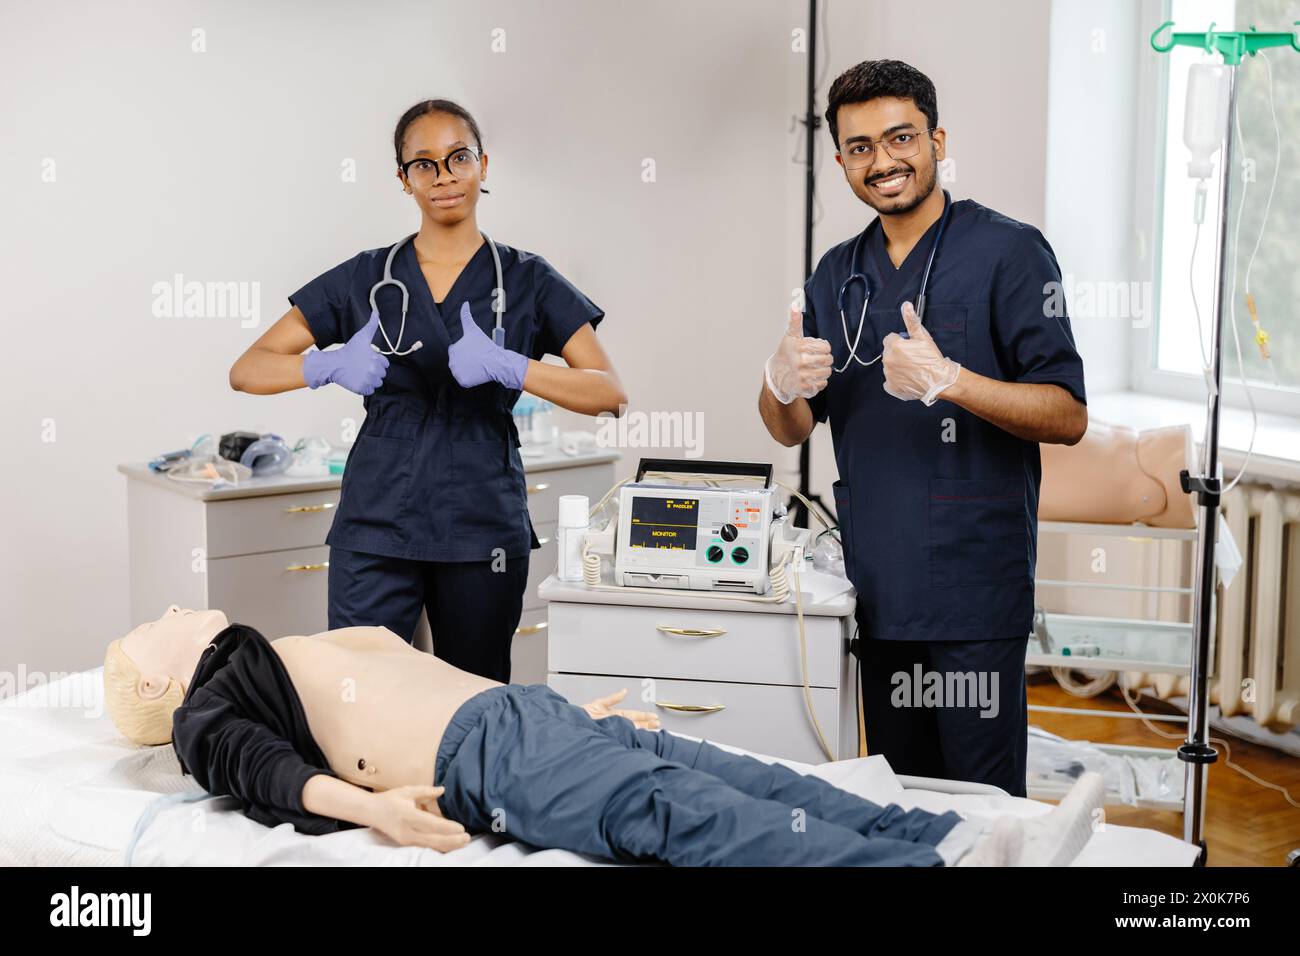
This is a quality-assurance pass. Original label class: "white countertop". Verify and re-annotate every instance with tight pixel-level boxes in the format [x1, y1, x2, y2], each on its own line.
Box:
[537, 569, 856, 618]
[118, 443, 621, 501]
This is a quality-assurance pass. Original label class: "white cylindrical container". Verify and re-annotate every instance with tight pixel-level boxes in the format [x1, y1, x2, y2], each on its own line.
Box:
[556, 494, 590, 582]
[531, 400, 557, 447]
[1184, 62, 1230, 179]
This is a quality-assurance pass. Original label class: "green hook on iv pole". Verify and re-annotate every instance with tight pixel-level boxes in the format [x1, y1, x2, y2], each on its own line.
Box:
[1150, 20, 1300, 64]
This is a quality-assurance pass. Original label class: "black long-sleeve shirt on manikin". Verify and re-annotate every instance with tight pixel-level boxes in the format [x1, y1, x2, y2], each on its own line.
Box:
[170, 623, 356, 835]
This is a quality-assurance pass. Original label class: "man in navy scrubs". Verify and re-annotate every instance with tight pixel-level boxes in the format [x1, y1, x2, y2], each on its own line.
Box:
[759, 60, 1087, 796]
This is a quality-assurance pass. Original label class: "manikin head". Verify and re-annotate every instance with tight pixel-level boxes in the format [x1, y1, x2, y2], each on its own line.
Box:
[103, 606, 229, 745]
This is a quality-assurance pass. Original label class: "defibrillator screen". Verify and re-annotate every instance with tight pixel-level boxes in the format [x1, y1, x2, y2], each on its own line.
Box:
[628, 496, 699, 550]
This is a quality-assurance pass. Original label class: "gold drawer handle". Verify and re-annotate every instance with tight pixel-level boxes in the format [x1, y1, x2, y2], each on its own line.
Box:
[515, 622, 548, 636]
[284, 502, 336, 513]
[656, 625, 726, 638]
[526, 482, 551, 495]
[655, 701, 725, 715]
[285, 562, 329, 572]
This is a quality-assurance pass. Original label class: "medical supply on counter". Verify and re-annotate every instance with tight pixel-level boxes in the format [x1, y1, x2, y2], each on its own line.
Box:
[810, 528, 844, 576]
[512, 395, 559, 453]
[147, 449, 192, 473]
[238, 435, 292, 477]
[559, 430, 598, 456]
[165, 457, 252, 488]
[285, 437, 333, 478]
[219, 431, 261, 464]
[371, 232, 506, 355]
[556, 494, 590, 583]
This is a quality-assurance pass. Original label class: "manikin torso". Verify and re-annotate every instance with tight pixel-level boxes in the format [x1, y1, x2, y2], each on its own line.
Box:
[269, 626, 501, 792]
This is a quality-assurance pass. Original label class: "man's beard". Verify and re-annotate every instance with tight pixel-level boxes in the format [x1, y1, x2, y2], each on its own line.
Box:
[860, 151, 938, 216]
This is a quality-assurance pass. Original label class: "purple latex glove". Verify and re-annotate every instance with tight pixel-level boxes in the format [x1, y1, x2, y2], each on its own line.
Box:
[447, 301, 528, 389]
[302, 310, 390, 396]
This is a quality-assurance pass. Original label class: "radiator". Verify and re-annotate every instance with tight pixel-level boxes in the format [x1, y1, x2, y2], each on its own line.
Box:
[1211, 483, 1300, 732]
[1137, 482, 1300, 732]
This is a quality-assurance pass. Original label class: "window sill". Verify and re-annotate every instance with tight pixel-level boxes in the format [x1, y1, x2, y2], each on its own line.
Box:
[1088, 391, 1300, 487]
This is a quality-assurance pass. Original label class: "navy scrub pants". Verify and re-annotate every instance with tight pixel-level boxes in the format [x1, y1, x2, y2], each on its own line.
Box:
[327, 547, 529, 683]
[434, 684, 963, 866]
[859, 635, 1029, 797]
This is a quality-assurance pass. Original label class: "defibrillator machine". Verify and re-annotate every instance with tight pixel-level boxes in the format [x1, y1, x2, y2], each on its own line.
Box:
[613, 459, 777, 594]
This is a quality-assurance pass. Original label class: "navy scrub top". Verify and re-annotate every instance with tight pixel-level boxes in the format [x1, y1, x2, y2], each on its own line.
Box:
[290, 238, 603, 563]
[803, 199, 1086, 643]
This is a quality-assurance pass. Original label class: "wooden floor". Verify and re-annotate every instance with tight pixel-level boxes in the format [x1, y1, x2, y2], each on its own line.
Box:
[1027, 675, 1300, 867]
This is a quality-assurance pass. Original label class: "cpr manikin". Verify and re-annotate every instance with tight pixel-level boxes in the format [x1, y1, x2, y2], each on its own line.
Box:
[1039, 421, 1196, 528]
[105, 606, 1107, 867]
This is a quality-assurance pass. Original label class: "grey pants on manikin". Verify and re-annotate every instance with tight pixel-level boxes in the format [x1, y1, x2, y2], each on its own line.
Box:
[433, 684, 964, 866]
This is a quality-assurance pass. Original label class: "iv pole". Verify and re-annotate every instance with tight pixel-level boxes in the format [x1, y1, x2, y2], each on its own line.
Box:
[1148, 20, 1300, 864]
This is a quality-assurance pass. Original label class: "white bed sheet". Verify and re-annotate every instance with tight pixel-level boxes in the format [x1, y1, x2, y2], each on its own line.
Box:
[1, 669, 1198, 867]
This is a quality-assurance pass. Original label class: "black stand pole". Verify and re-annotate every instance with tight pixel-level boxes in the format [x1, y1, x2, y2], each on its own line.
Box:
[793, 0, 832, 529]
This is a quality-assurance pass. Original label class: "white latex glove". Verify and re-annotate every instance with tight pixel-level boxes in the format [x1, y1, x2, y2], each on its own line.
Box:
[765, 307, 833, 404]
[881, 302, 961, 405]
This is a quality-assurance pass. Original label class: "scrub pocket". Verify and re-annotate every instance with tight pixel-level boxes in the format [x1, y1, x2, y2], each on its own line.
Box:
[923, 305, 967, 366]
[340, 433, 414, 534]
[833, 479, 855, 582]
[451, 439, 528, 545]
[928, 476, 1028, 588]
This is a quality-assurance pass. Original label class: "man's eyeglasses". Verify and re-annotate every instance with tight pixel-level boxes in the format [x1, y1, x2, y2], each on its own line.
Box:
[839, 128, 936, 170]
[400, 146, 483, 187]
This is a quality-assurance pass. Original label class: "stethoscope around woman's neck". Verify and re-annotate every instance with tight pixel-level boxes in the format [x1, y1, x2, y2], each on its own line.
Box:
[369, 232, 506, 356]
[835, 189, 953, 372]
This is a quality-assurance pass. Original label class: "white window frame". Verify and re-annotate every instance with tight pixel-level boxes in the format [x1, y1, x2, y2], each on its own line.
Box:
[1131, 0, 1300, 419]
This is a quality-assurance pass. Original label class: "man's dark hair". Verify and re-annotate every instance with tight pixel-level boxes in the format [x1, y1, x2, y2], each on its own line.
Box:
[824, 59, 938, 149]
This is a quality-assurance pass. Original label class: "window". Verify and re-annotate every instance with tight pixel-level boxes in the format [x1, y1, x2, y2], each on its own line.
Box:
[1145, 0, 1299, 415]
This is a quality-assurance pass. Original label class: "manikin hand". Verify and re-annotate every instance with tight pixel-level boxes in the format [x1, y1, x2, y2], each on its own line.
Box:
[447, 301, 529, 389]
[369, 785, 471, 852]
[880, 302, 961, 405]
[301, 310, 390, 396]
[582, 688, 661, 730]
[764, 307, 833, 404]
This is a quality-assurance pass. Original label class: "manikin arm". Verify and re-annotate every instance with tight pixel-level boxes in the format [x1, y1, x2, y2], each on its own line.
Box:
[173, 688, 344, 835]
[302, 776, 471, 852]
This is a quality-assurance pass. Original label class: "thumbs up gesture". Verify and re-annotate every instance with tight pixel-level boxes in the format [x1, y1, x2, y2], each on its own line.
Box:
[881, 302, 961, 405]
[765, 307, 833, 405]
[447, 301, 529, 390]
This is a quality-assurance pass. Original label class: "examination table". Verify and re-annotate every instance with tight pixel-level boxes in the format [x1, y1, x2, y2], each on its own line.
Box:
[0, 670, 1199, 866]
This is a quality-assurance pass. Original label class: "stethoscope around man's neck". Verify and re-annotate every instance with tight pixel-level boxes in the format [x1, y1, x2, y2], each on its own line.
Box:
[369, 231, 507, 356]
[835, 188, 953, 373]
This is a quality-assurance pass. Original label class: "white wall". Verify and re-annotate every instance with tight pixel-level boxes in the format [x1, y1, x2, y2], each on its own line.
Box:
[0, 0, 1055, 679]
[1044, 0, 1144, 396]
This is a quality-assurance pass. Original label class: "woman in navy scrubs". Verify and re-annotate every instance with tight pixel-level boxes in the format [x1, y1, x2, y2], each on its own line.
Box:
[230, 99, 626, 681]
